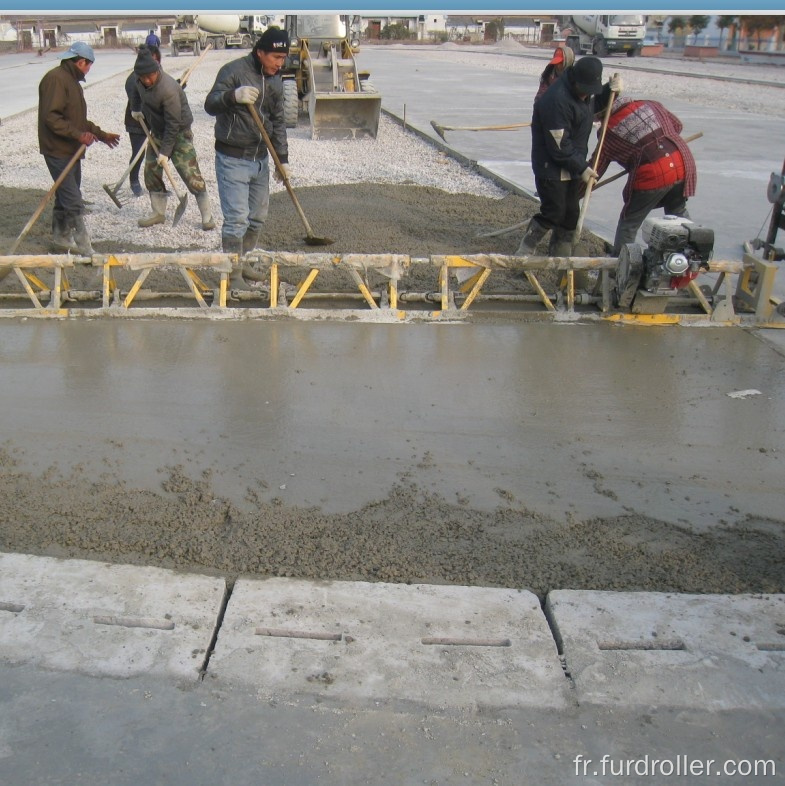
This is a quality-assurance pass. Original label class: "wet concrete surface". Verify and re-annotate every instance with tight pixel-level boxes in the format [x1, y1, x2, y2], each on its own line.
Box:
[2, 319, 783, 528]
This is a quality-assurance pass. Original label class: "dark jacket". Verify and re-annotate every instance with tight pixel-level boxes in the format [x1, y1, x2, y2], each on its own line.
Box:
[531, 70, 611, 182]
[130, 68, 193, 157]
[204, 52, 288, 164]
[124, 71, 144, 134]
[38, 59, 107, 158]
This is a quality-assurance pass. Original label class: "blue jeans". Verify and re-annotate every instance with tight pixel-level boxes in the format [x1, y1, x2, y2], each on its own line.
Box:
[214, 150, 269, 240]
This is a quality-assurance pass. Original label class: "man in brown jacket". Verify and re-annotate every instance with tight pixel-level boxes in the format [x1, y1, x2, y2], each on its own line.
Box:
[38, 41, 120, 255]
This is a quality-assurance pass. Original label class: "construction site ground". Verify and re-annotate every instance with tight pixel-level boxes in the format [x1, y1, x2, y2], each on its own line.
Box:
[1, 43, 784, 785]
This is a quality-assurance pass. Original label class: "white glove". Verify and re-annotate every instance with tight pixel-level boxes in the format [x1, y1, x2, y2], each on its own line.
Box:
[156, 153, 169, 168]
[273, 163, 290, 183]
[131, 111, 144, 123]
[581, 166, 598, 184]
[609, 74, 623, 94]
[234, 86, 260, 105]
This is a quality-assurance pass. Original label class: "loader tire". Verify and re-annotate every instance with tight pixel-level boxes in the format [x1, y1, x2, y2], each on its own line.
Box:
[283, 80, 299, 128]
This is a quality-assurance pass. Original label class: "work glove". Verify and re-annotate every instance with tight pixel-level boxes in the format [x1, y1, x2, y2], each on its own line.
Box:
[273, 163, 290, 183]
[101, 132, 121, 149]
[609, 74, 623, 94]
[580, 166, 599, 185]
[156, 153, 169, 168]
[77, 131, 97, 146]
[131, 111, 145, 123]
[234, 86, 260, 105]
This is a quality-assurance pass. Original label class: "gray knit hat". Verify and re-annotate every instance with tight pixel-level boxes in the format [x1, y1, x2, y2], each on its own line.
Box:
[134, 47, 159, 76]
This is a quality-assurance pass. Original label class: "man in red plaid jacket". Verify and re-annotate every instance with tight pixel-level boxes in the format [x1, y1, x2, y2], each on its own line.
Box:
[591, 96, 697, 255]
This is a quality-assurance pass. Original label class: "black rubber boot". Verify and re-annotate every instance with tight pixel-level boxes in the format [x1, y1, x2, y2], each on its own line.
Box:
[515, 217, 550, 256]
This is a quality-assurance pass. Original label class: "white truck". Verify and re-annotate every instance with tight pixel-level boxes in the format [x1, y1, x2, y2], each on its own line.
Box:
[171, 14, 270, 56]
[562, 15, 646, 57]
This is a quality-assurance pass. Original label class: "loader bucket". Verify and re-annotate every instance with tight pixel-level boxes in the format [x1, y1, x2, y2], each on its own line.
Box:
[307, 91, 382, 140]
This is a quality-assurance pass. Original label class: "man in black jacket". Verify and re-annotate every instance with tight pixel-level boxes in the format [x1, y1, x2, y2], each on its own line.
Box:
[517, 57, 622, 258]
[204, 26, 290, 290]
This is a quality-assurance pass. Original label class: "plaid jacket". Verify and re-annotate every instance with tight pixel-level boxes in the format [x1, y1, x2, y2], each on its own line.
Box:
[593, 98, 697, 203]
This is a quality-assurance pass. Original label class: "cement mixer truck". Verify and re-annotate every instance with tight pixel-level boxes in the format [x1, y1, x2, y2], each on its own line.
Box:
[171, 14, 270, 56]
[561, 14, 646, 57]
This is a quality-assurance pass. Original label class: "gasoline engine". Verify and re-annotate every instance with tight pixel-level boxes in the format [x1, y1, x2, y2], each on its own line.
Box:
[615, 215, 714, 310]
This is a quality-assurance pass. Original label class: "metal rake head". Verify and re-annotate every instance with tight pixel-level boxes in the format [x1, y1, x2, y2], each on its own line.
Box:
[102, 182, 133, 210]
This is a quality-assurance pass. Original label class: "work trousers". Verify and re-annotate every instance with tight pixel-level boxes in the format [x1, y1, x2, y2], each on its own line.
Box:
[43, 153, 84, 224]
[128, 130, 146, 186]
[612, 181, 690, 254]
[532, 176, 582, 233]
[214, 150, 270, 240]
[143, 129, 206, 196]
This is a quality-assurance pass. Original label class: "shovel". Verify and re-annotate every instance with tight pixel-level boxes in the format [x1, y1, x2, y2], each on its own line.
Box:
[430, 119, 531, 141]
[248, 104, 333, 246]
[574, 74, 618, 241]
[137, 117, 188, 227]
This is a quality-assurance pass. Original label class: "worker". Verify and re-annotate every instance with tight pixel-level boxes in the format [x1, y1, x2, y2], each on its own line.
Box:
[534, 42, 575, 104]
[130, 46, 215, 230]
[124, 44, 161, 198]
[588, 96, 697, 255]
[516, 56, 622, 258]
[204, 26, 291, 291]
[145, 29, 161, 48]
[38, 41, 120, 256]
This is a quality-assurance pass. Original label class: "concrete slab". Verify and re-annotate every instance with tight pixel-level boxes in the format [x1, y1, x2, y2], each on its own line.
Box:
[0, 552, 226, 680]
[546, 590, 785, 710]
[209, 577, 571, 710]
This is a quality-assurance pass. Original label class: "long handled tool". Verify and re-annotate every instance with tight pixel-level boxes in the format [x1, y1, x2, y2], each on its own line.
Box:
[430, 119, 531, 141]
[248, 104, 333, 246]
[477, 132, 705, 239]
[102, 45, 212, 208]
[103, 140, 148, 208]
[137, 117, 188, 227]
[574, 74, 618, 240]
[0, 143, 87, 283]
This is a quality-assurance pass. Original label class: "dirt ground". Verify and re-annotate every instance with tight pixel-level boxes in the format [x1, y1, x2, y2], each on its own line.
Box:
[1, 183, 784, 600]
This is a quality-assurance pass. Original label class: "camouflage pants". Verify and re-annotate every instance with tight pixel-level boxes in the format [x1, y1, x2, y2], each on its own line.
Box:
[143, 129, 206, 196]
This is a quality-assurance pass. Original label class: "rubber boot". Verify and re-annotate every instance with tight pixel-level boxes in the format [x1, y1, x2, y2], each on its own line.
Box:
[138, 192, 168, 228]
[515, 217, 550, 256]
[195, 190, 216, 231]
[72, 214, 95, 257]
[240, 227, 266, 282]
[548, 228, 574, 258]
[130, 181, 144, 198]
[52, 214, 77, 253]
[223, 235, 248, 292]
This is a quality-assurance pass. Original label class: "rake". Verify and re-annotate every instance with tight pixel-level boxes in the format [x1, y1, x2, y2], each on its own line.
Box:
[102, 140, 148, 208]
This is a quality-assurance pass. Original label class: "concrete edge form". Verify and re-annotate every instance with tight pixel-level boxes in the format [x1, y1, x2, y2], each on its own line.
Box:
[0, 552, 226, 680]
[207, 577, 573, 710]
[545, 589, 785, 711]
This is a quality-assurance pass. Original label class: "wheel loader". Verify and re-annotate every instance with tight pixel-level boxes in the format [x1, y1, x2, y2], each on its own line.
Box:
[282, 14, 381, 140]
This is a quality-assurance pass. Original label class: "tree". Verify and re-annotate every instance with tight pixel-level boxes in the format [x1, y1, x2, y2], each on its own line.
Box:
[716, 15, 737, 50]
[667, 16, 685, 36]
[688, 15, 710, 43]
[739, 15, 783, 50]
[380, 22, 412, 41]
[485, 17, 505, 42]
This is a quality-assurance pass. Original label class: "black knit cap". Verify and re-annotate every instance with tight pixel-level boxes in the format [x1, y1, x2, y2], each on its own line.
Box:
[255, 26, 290, 54]
[570, 56, 603, 96]
[134, 46, 159, 76]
